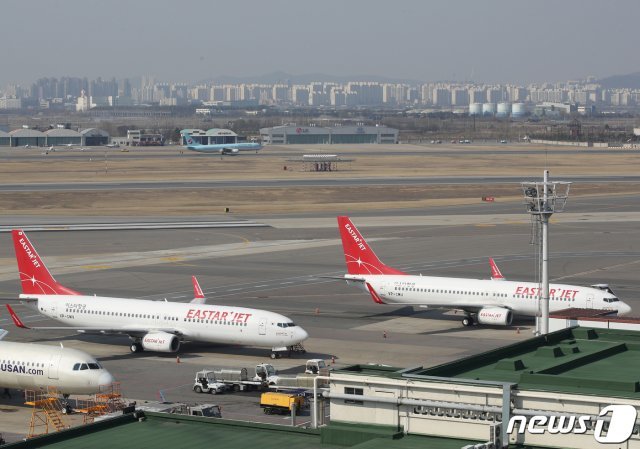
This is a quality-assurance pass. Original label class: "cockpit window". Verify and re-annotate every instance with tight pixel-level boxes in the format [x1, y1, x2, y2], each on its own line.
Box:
[73, 363, 81, 371]
[88, 363, 101, 370]
[604, 297, 620, 303]
[277, 322, 296, 328]
[79, 363, 89, 370]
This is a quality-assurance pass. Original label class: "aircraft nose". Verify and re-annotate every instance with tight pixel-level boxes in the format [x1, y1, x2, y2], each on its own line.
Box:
[618, 303, 632, 316]
[296, 327, 309, 342]
[98, 370, 115, 386]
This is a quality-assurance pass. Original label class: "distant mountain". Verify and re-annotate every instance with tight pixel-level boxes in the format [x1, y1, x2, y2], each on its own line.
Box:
[598, 72, 640, 89]
[201, 71, 422, 85]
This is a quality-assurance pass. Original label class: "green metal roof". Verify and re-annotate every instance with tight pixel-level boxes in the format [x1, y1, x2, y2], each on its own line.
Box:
[337, 327, 640, 399]
[3, 413, 491, 449]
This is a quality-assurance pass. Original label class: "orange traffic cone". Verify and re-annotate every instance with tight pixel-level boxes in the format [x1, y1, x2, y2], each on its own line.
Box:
[516, 328, 520, 334]
[176, 355, 181, 363]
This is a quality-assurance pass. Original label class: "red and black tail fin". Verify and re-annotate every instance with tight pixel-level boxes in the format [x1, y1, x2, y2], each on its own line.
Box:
[337, 216, 405, 275]
[489, 258, 505, 281]
[12, 229, 82, 296]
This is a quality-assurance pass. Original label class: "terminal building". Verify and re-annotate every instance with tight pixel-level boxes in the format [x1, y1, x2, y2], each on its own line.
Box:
[180, 128, 238, 145]
[259, 125, 398, 145]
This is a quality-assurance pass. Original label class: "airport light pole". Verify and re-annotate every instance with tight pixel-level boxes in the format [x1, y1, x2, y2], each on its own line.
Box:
[521, 171, 571, 335]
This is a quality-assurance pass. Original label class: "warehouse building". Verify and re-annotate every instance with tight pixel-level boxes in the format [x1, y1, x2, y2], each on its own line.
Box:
[0, 130, 9, 146]
[259, 125, 398, 145]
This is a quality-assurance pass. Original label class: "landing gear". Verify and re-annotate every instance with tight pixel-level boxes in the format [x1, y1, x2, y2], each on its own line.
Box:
[270, 343, 306, 359]
[462, 316, 475, 327]
[130, 342, 143, 353]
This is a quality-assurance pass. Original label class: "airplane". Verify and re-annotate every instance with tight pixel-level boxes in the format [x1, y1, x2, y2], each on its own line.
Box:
[0, 321, 114, 395]
[336, 216, 631, 327]
[9, 230, 308, 358]
[105, 143, 120, 148]
[182, 133, 262, 155]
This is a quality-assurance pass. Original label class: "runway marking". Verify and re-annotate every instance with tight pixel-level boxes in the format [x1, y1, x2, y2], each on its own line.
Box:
[82, 265, 112, 270]
[255, 285, 268, 288]
[161, 256, 184, 262]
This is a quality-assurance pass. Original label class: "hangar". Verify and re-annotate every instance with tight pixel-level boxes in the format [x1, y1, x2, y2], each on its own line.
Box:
[0, 127, 111, 147]
[9, 129, 46, 147]
[81, 128, 110, 146]
[45, 128, 82, 146]
[259, 125, 398, 145]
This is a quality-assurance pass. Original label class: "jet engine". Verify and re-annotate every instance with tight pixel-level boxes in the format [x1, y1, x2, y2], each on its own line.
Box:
[476, 307, 513, 326]
[141, 332, 180, 352]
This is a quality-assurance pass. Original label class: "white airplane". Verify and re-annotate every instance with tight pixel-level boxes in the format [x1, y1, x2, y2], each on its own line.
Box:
[337, 216, 631, 327]
[182, 133, 262, 155]
[105, 143, 120, 148]
[0, 324, 114, 395]
[8, 230, 308, 358]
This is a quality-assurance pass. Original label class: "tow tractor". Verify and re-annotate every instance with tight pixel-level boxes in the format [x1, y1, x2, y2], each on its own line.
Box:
[193, 371, 228, 394]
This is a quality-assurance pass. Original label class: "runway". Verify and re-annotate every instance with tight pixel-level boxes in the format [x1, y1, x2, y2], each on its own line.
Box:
[3, 175, 640, 192]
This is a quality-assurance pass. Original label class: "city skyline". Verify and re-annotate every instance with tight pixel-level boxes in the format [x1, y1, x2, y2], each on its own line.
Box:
[2, 0, 639, 87]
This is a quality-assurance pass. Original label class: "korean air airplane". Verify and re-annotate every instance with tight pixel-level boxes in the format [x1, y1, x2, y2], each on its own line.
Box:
[0, 325, 114, 395]
[182, 133, 262, 155]
[337, 216, 631, 327]
[8, 230, 308, 359]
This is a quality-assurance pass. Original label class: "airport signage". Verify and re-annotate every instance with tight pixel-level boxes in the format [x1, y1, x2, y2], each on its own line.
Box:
[507, 405, 637, 444]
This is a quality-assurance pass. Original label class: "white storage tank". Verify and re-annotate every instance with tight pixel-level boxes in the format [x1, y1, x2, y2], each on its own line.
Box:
[482, 103, 496, 116]
[469, 103, 483, 116]
[511, 102, 526, 118]
[496, 102, 511, 117]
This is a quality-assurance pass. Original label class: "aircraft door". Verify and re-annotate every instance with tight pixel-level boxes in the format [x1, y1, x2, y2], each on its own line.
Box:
[48, 354, 61, 380]
[586, 294, 594, 309]
[259, 318, 266, 335]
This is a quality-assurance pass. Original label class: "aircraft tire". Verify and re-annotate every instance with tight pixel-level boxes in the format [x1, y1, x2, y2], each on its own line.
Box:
[130, 342, 142, 353]
[462, 317, 474, 327]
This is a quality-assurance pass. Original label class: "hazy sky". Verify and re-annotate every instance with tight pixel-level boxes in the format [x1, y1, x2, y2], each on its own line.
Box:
[2, 0, 639, 86]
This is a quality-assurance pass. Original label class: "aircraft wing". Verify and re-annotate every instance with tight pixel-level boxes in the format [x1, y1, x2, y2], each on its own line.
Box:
[319, 275, 366, 282]
[5, 304, 183, 337]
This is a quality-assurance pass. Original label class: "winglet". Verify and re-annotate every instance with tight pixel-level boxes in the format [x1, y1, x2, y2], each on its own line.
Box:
[6, 304, 30, 329]
[190, 276, 206, 304]
[12, 229, 82, 296]
[337, 216, 405, 276]
[489, 258, 505, 281]
[365, 282, 386, 304]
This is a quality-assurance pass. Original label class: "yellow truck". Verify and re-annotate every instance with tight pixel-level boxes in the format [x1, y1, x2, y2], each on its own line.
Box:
[260, 392, 304, 415]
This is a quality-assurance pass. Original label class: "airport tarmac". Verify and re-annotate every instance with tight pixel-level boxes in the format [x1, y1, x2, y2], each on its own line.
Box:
[1, 204, 640, 440]
[0, 144, 639, 441]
